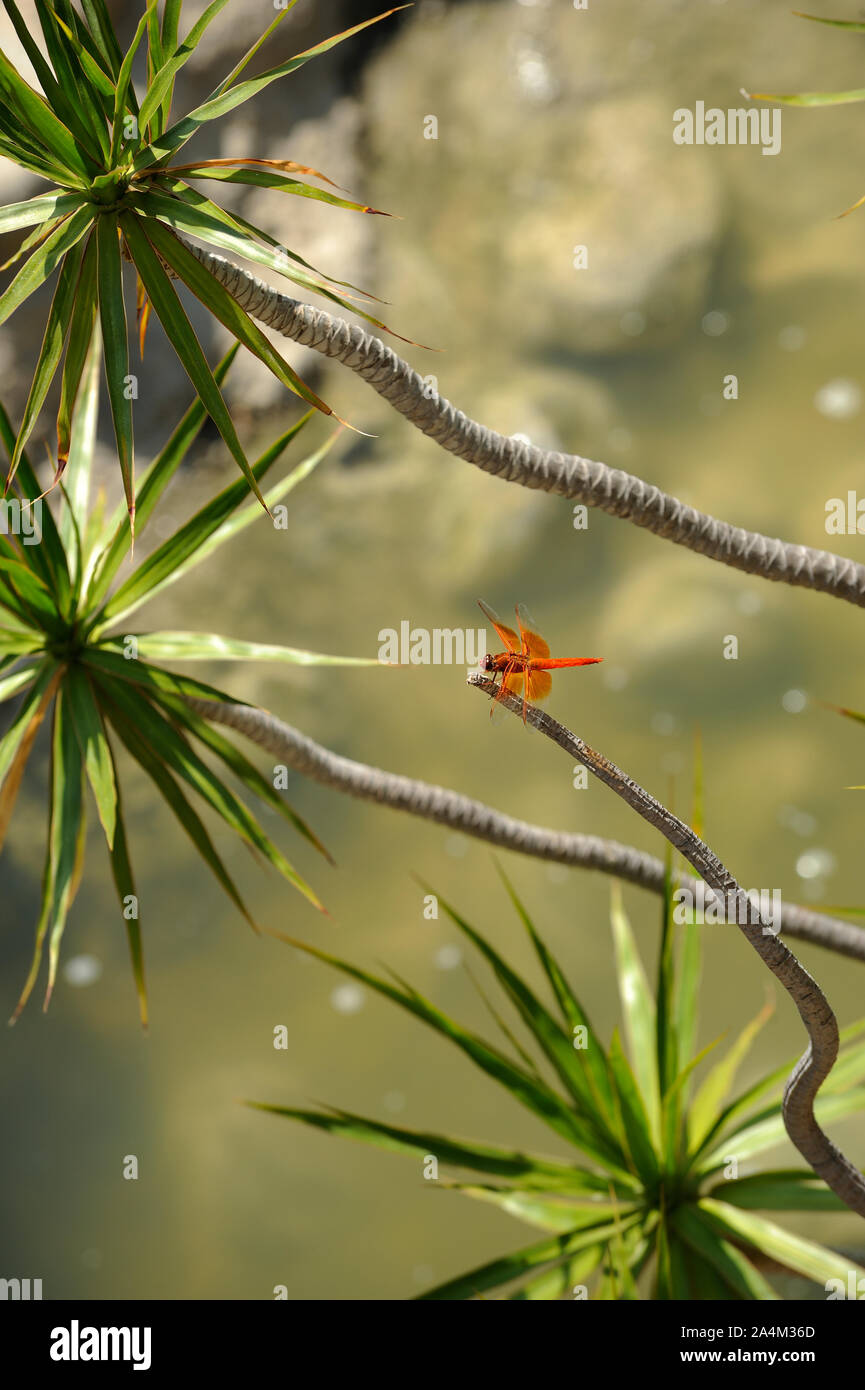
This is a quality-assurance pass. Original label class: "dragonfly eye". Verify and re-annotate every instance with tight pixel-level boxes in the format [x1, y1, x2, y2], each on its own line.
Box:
[480, 654, 494, 672]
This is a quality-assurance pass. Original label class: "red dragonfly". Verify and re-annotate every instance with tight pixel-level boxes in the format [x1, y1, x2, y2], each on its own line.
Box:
[478, 600, 602, 723]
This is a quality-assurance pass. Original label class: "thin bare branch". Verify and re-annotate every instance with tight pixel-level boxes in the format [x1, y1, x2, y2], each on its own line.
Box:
[178, 237, 865, 608]
[183, 696, 865, 962]
[467, 672, 865, 1219]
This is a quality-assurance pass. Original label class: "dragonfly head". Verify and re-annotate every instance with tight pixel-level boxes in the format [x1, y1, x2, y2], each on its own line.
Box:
[480, 653, 496, 673]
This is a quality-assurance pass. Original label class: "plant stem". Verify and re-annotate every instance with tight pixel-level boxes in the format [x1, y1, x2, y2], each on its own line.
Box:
[183, 695, 865, 961]
[467, 673, 865, 1219]
[177, 236, 865, 608]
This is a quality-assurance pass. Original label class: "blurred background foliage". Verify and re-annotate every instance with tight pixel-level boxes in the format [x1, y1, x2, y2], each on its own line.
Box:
[2, 0, 865, 1298]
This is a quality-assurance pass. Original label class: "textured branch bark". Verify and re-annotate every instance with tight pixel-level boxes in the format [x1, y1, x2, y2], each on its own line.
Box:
[179, 238, 865, 608]
[183, 696, 865, 962]
[466, 673, 865, 1219]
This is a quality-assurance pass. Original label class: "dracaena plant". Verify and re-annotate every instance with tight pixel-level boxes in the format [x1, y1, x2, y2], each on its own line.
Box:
[0, 0, 402, 533]
[252, 873, 865, 1300]
[0, 340, 377, 1026]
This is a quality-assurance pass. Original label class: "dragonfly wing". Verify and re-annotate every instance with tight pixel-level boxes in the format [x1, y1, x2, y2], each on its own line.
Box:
[478, 598, 520, 653]
[489, 668, 524, 724]
[525, 668, 553, 702]
[515, 603, 550, 659]
[489, 696, 510, 725]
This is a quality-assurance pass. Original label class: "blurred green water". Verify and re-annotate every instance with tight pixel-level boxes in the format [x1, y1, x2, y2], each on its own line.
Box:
[3, 0, 865, 1298]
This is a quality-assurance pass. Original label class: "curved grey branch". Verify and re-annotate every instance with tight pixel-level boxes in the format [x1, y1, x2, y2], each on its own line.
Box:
[466, 673, 865, 1219]
[181, 239, 865, 608]
[183, 696, 865, 963]
[188, 688, 865, 1210]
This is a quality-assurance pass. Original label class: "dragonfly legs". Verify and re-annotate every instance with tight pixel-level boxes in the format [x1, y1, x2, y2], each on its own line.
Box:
[489, 659, 529, 723]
